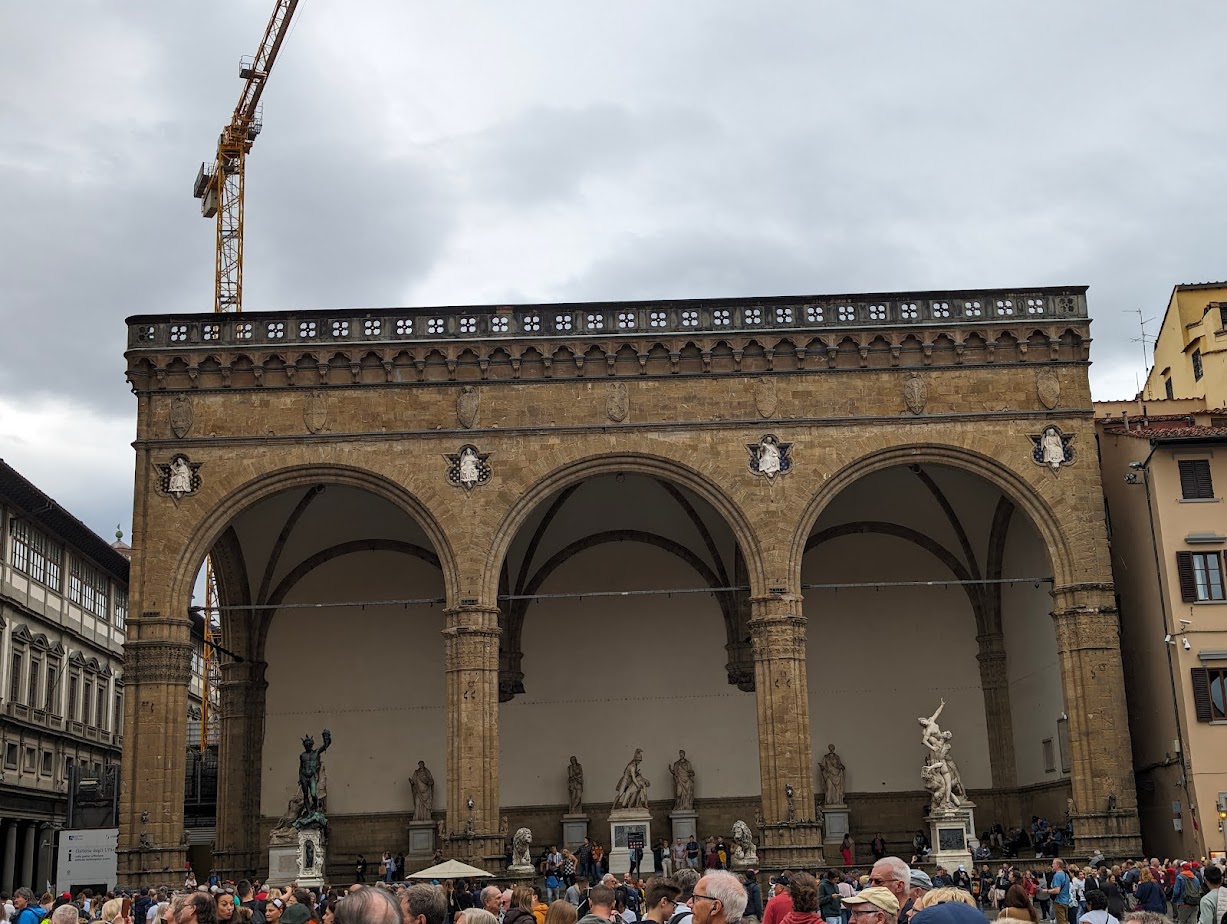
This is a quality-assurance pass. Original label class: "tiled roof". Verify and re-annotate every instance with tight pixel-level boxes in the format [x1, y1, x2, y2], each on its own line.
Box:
[0, 459, 130, 583]
[1102, 423, 1227, 442]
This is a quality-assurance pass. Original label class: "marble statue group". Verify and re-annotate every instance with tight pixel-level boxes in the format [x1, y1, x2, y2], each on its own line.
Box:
[919, 699, 966, 811]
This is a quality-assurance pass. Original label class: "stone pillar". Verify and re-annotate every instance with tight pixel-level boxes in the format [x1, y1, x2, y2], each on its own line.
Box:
[2, 820, 17, 892]
[19, 821, 36, 890]
[117, 626, 196, 883]
[1051, 583, 1142, 857]
[749, 594, 824, 867]
[34, 824, 53, 895]
[213, 660, 268, 879]
[975, 635, 1018, 788]
[442, 603, 503, 864]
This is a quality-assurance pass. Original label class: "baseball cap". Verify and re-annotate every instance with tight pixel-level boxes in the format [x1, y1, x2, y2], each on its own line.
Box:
[281, 906, 311, 924]
[843, 887, 900, 916]
[909, 870, 934, 890]
[910, 902, 987, 924]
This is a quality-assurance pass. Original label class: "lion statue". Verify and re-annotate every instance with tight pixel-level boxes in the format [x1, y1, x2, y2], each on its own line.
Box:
[730, 819, 758, 867]
[510, 826, 534, 869]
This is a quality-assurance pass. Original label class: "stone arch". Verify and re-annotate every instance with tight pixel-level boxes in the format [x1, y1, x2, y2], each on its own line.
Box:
[482, 453, 765, 605]
[788, 443, 1074, 590]
[168, 463, 460, 622]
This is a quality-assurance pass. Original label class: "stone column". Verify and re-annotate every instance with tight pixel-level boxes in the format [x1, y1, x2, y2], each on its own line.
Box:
[1051, 583, 1142, 857]
[749, 594, 824, 867]
[213, 660, 268, 879]
[117, 626, 196, 884]
[19, 821, 36, 890]
[975, 635, 1018, 788]
[2, 820, 17, 892]
[442, 603, 503, 864]
[34, 824, 53, 896]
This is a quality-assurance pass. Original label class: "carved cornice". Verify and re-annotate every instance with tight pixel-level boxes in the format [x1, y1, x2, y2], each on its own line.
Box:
[124, 641, 195, 685]
[126, 288, 1090, 393]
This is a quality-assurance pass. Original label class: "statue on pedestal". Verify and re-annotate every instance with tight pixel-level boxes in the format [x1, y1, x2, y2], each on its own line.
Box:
[918, 701, 965, 810]
[669, 750, 696, 812]
[410, 761, 435, 822]
[294, 729, 331, 828]
[613, 748, 650, 810]
[568, 756, 584, 814]
[730, 820, 758, 868]
[510, 827, 534, 870]
[819, 744, 846, 805]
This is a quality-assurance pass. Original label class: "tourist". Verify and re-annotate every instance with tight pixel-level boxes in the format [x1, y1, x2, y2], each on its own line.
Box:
[1174, 862, 1204, 924]
[741, 873, 762, 923]
[841, 838, 855, 868]
[997, 886, 1038, 924]
[50, 907, 79, 924]
[670, 870, 701, 924]
[898, 870, 931, 924]
[400, 884, 448, 924]
[686, 839, 701, 871]
[503, 886, 536, 924]
[278, 906, 309, 924]
[1045, 860, 1072, 924]
[1196, 864, 1225, 924]
[761, 875, 793, 924]
[1077, 892, 1118, 924]
[671, 842, 685, 877]
[238, 883, 264, 924]
[13, 890, 47, 924]
[867, 859, 911, 914]
[871, 838, 887, 863]
[178, 893, 218, 924]
[692, 872, 747, 924]
[819, 872, 842, 924]
[655, 841, 667, 877]
[216, 893, 235, 924]
[544, 902, 578, 924]
[336, 889, 401, 924]
[840, 887, 899, 924]
[578, 841, 595, 884]
[593, 844, 606, 879]
[577, 886, 617, 924]
[567, 882, 589, 908]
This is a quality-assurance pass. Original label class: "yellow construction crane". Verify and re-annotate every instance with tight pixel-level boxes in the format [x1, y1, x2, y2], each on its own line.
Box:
[192, 0, 301, 314]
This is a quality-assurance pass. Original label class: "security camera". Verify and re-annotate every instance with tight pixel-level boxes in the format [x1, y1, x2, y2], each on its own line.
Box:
[1129, 461, 1145, 469]
[1184, 638, 1193, 651]
[1179, 619, 1193, 627]
[1125, 473, 1139, 484]
[1165, 634, 1174, 643]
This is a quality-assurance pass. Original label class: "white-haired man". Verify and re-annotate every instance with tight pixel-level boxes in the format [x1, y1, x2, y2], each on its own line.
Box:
[868, 858, 911, 915]
[692, 871, 748, 924]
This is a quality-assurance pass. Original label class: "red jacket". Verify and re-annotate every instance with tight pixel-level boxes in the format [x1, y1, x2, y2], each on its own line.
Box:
[763, 893, 795, 924]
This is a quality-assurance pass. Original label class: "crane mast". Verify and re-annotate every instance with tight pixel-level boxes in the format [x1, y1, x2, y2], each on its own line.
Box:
[192, 0, 300, 314]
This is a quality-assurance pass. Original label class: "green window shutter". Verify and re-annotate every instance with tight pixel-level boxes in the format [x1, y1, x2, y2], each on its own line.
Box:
[1191, 668, 1213, 723]
[1177, 551, 1198, 602]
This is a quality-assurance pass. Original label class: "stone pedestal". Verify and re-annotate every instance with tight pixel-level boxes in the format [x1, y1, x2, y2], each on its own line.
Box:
[562, 814, 590, 850]
[268, 827, 325, 888]
[608, 808, 651, 875]
[404, 821, 437, 875]
[669, 810, 698, 844]
[926, 802, 976, 873]
[822, 804, 850, 857]
[759, 821, 825, 869]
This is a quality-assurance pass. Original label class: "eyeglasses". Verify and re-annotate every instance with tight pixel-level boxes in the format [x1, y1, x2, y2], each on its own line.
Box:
[848, 911, 883, 918]
[867, 878, 898, 886]
[691, 895, 720, 905]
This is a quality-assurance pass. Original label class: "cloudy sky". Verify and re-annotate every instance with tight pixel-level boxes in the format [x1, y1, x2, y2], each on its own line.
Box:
[1, 1, 1225, 541]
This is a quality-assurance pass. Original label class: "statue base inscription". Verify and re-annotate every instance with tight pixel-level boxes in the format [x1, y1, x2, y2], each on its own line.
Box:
[926, 802, 976, 873]
[608, 808, 651, 875]
[562, 814, 590, 850]
[669, 810, 698, 844]
[822, 804, 849, 852]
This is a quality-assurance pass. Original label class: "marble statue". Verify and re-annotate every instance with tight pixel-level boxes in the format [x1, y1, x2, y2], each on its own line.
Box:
[410, 760, 435, 822]
[730, 820, 758, 868]
[295, 729, 331, 828]
[758, 437, 781, 475]
[459, 447, 480, 486]
[669, 749, 696, 812]
[918, 701, 965, 810]
[169, 457, 193, 496]
[613, 748, 650, 810]
[819, 744, 845, 805]
[270, 791, 304, 845]
[567, 756, 584, 814]
[920, 761, 948, 813]
[510, 827, 534, 870]
[1041, 427, 1065, 470]
[785, 783, 796, 822]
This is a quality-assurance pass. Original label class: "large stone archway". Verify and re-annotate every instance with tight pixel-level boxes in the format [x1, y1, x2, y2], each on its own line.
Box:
[120, 285, 1140, 879]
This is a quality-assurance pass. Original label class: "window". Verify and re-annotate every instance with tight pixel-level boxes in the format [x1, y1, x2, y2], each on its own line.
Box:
[1193, 667, 1227, 722]
[45, 662, 58, 714]
[1057, 716, 1072, 773]
[28, 658, 40, 709]
[96, 684, 107, 730]
[1166, 378, 1175, 400]
[24, 747, 36, 772]
[1219, 304, 1227, 330]
[114, 691, 123, 737]
[9, 650, 23, 702]
[1179, 460, 1214, 499]
[67, 673, 79, 722]
[40, 752, 52, 776]
[83, 678, 93, 727]
[1193, 349, 1204, 381]
[64, 756, 74, 782]
[1042, 738, 1056, 772]
[1177, 551, 1226, 602]
[69, 557, 109, 619]
[114, 591, 127, 630]
[10, 519, 62, 589]
[4, 743, 17, 770]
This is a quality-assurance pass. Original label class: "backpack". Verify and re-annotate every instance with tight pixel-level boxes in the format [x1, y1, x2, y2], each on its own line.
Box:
[1182, 877, 1203, 906]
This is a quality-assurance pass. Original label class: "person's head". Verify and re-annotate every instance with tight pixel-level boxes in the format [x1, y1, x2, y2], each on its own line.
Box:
[587, 886, 615, 917]
[1123, 914, 1171, 924]
[543, 902, 576, 924]
[673, 869, 701, 903]
[908, 870, 933, 903]
[869, 858, 911, 907]
[480, 888, 501, 915]
[785, 873, 818, 915]
[1051, 859, 1064, 874]
[15, 890, 35, 910]
[510, 887, 533, 915]
[238, 883, 254, 902]
[1085, 891, 1108, 913]
[691, 873, 746, 924]
[841, 887, 899, 924]
[498, 892, 512, 915]
[265, 899, 285, 923]
[336, 889, 402, 924]
[575, 880, 589, 893]
[178, 892, 218, 924]
[601, 876, 616, 890]
[459, 911, 498, 924]
[402, 885, 447, 924]
[51, 907, 80, 924]
[216, 896, 235, 922]
[280, 908, 310, 924]
[291, 892, 311, 909]
[916, 890, 975, 910]
[645, 880, 682, 921]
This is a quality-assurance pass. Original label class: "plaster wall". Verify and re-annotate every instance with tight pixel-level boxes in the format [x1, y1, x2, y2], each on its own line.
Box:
[500, 542, 759, 805]
[261, 553, 446, 816]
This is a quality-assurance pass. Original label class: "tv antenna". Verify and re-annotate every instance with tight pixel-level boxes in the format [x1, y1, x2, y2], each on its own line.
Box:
[1129, 308, 1156, 374]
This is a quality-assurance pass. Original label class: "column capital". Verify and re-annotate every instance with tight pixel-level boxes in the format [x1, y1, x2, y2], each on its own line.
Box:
[123, 640, 195, 685]
[443, 603, 501, 634]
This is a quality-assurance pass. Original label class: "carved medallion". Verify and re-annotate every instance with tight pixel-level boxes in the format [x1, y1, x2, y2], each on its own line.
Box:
[304, 390, 328, 434]
[457, 386, 480, 429]
[754, 376, 777, 419]
[1037, 369, 1061, 410]
[903, 373, 927, 415]
[747, 434, 793, 479]
[169, 395, 193, 439]
[1029, 426, 1075, 472]
[155, 453, 202, 502]
[607, 382, 629, 423]
[445, 444, 492, 491]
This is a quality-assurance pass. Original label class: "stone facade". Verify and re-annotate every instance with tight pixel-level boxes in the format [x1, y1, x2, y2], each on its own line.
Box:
[118, 287, 1141, 879]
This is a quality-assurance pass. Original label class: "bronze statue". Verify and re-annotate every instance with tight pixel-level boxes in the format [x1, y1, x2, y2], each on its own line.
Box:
[295, 728, 331, 827]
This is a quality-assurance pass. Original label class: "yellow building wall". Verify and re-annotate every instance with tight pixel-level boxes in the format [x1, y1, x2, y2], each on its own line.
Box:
[1143, 285, 1227, 405]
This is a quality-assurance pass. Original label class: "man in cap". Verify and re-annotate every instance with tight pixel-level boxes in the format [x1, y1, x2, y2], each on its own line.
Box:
[899, 870, 932, 924]
[842, 887, 900, 924]
[761, 875, 793, 924]
[280, 907, 311, 924]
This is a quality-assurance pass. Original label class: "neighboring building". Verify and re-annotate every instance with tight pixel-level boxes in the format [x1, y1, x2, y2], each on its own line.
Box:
[0, 459, 129, 892]
[1098, 398, 1227, 859]
[1141, 282, 1227, 404]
